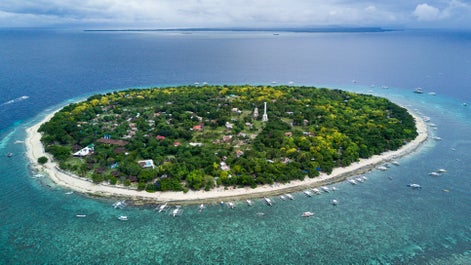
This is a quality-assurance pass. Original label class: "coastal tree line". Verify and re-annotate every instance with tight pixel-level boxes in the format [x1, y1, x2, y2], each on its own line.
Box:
[38, 85, 417, 192]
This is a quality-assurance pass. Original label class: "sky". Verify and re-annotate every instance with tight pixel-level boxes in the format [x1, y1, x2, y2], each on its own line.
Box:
[0, 0, 470, 29]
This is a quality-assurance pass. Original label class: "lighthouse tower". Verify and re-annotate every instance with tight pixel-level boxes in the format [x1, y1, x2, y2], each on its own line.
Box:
[262, 102, 268, 122]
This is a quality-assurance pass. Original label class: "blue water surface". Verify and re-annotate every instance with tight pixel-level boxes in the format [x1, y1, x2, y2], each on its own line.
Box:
[0, 29, 470, 264]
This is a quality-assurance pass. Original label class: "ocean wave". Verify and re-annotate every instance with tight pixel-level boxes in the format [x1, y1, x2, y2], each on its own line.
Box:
[1, 95, 29, 106]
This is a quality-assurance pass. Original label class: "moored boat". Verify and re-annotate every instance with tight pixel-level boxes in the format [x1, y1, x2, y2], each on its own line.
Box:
[76, 214, 87, 218]
[302, 211, 314, 217]
[331, 199, 338, 206]
[285, 194, 294, 200]
[407, 183, 422, 189]
[118, 215, 128, 221]
[303, 190, 313, 197]
[246, 199, 253, 206]
[348, 179, 357, 185]
[112, 200, 126, 209]
[264, 197, 273, 206]
[158, 203, 168, 212]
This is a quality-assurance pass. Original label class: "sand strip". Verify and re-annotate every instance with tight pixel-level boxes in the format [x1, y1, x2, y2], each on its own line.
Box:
[25, 107, 428, 205]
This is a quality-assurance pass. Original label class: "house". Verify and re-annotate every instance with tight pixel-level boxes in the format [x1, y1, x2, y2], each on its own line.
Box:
[156, 135, 166, 140]
[225, 122, 233, 129]
[73, 146, 94, 157]
[235, 150, 244, 157]
[192, 125, 203, 131]
[220, 162, 230, 171]
[173, 141, 181, 147]
[138, 159, 155, 169]
[189, 142, 203, 147]
[285, 132, 293, 137]
[97, 138, 129, 146]
[222, 135, 233, 142]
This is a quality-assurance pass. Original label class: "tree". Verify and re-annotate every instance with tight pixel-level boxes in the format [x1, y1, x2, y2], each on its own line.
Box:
[37, 156, 48, 165]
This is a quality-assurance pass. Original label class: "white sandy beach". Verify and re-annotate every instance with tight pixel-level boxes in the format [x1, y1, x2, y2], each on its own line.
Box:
[25, 108, 428, 205]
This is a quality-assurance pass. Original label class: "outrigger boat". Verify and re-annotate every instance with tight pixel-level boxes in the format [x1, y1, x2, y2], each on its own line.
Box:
[118, 215, 128, 221]
[302, 211, 314, 217]
[158, 203, 168, 212]
[112, 200, 126, 209]
[285, 194, 294, 200]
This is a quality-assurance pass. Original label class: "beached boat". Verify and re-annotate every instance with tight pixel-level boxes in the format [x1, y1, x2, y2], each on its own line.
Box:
[264, 197, 273, 206]
[302, 211, 314, 217]
[112, 200, 126, 209]
[246, 199, 253, 206]
[118, 215, 128, 221]
[286, 194, 294, 200]
[303, 190, 313, 197]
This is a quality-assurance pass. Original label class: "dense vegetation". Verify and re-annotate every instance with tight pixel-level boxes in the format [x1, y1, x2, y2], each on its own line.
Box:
[39, 85, 417, 192]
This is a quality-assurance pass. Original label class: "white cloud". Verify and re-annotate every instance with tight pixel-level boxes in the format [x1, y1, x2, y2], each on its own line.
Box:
[413, 3, 441, 21]
[0, 0, 469, 29]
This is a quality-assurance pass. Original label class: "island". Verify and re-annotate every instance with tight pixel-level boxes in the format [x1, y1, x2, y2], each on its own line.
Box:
[26, 85, 427, 204]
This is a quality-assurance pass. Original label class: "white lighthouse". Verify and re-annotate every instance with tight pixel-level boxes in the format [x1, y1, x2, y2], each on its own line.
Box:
[262, 102, 268, 122]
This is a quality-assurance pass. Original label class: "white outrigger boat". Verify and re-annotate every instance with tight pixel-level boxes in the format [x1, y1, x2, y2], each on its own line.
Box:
[198, 204, 205, 212]
[348, 179, 357, 185]
[118, 215, 128, 221]
[285, 194, 294, 200]
[112, 200, 126, 209]
[407, 183, 422, 189]
[311, 188, 321, 194]
[302, 211, 314, 217]
[264, 197, 273, 206]
[172, 206, 182, 217]
[157, 203, 168, 212]
[279, 195, 287, 201]
[321, 186, 330, 193]
[331, 199, 338, 206]
[228, 202, 235, 209]
[303, 190, 313, 197]
[246, 199, 253, 206]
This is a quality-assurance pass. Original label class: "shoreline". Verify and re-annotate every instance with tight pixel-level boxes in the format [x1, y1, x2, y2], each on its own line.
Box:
[25, 107, 428, 205]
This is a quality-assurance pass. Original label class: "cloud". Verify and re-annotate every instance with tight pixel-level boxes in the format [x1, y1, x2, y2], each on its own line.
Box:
[413, 3, 441, 21]
[0, 0, 469, 29]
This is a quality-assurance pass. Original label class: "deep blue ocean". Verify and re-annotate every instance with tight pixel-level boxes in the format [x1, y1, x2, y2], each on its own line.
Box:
[0, 29, 470, 264]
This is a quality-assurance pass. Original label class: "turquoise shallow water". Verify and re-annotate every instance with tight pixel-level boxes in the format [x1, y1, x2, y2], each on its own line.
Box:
[0, 29, 470, 264]
[0, 87, 470, 264]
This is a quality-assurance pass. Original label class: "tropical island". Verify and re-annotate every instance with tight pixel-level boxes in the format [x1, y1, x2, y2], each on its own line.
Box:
[28, 85, 423, 202]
